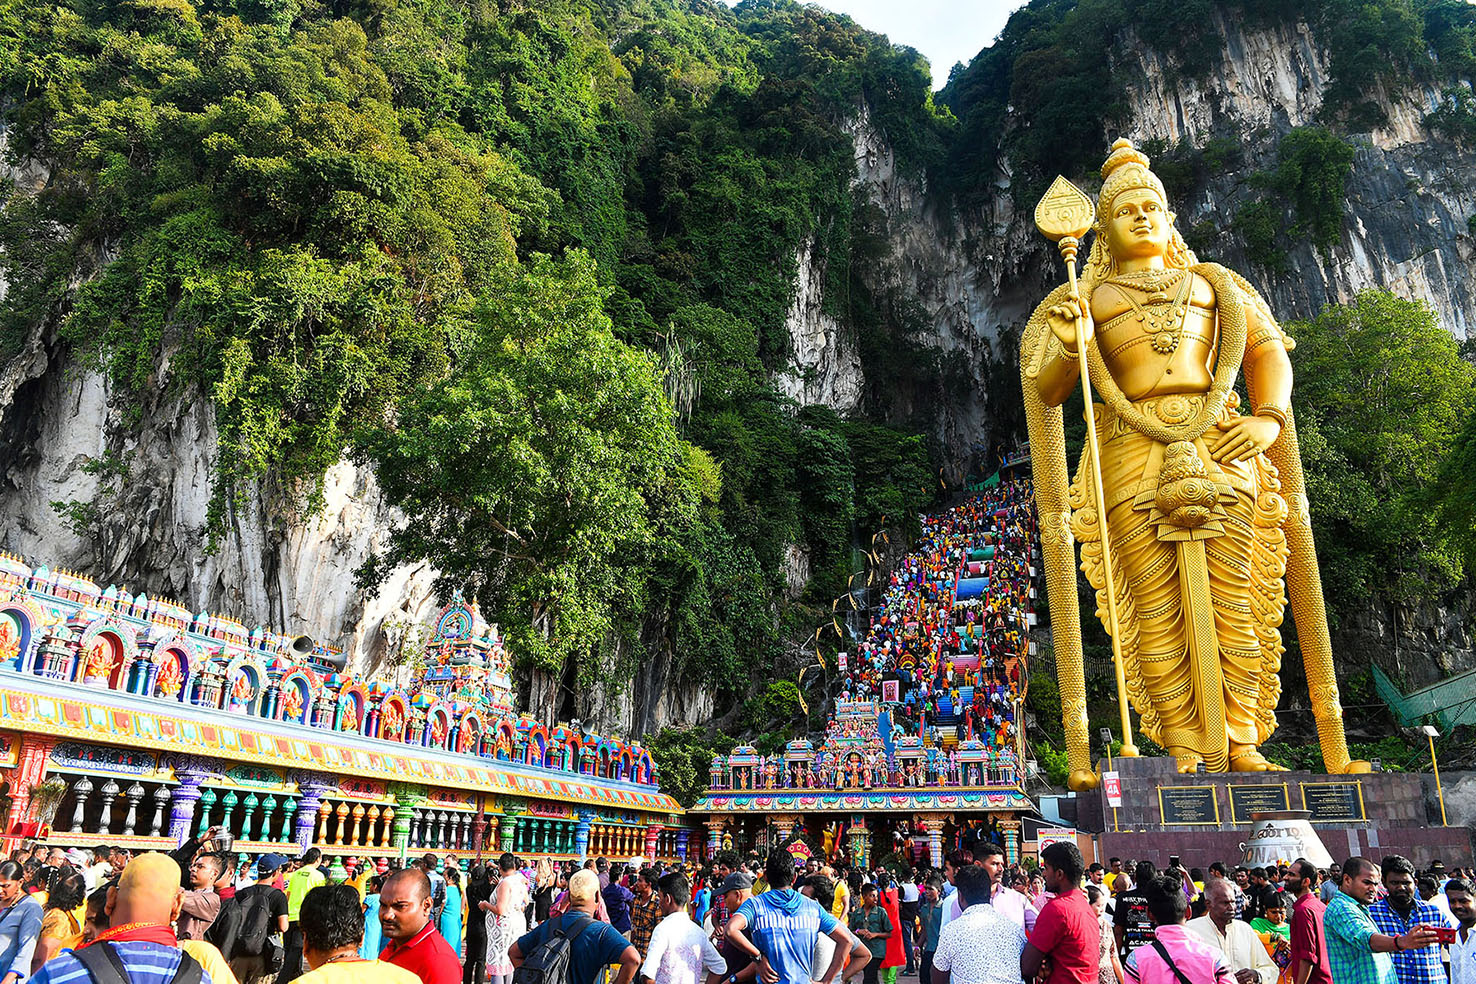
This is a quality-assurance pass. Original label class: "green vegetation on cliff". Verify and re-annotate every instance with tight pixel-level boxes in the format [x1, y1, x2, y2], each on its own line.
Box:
[0, 0, 947, 715]
[2, 0, 1473, 743]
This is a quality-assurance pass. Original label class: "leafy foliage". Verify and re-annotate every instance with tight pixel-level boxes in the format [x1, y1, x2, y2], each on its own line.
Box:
[645, 726, 732, 807]
[0, 0, 951, 716]
[1288, 289, 1476, 613]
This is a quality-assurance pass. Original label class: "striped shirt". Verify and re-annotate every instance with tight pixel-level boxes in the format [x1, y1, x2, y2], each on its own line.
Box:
[31, 942, 216, 984]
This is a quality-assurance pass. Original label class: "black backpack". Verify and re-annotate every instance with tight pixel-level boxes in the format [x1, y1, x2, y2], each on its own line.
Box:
[207, 889, 282, 968]
[74, 943, 202, 984]
[511, 913, 593, 984]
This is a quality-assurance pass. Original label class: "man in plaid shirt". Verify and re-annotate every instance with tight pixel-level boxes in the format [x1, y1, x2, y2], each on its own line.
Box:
[1368, 856, 1454, 984]
[1324, 857, 1442, 984]
[628, 868, 664, 959]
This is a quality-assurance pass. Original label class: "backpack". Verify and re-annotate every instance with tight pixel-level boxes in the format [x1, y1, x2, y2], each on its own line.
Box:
[511, 913, 593, 984]
[207, 889, 283, 970]
[73, 943, 202, 984]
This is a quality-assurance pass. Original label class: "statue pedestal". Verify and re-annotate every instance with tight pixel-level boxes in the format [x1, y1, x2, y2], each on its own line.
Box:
[1074, 756, 1472, 868]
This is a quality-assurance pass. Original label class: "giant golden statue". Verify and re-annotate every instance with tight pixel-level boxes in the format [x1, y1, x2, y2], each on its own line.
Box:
[1022, 140, 1367, 788]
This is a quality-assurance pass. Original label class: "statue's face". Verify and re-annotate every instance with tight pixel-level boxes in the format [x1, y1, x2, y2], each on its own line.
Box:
[1104, 188, 1172, 261]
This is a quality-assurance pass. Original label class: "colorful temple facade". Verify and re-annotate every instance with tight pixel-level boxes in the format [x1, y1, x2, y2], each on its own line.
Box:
[0, 553, 685, 867]
[690, 471, 1039, 869]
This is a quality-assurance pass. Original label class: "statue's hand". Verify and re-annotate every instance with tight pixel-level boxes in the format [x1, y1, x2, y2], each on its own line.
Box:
[1210, 415, 1281, 463]
[1045, 295, 1092, 352]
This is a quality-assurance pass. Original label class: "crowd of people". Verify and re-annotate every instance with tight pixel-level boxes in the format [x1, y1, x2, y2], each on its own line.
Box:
[6, 828, 1476, 984]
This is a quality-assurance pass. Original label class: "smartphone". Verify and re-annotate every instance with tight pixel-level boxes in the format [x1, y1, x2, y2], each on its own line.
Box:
[1169, 855, 1180, 868]
[1436, 926, 1458, 945]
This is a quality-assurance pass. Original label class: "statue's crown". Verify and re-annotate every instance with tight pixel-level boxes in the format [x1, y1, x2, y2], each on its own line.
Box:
[1097, 138, 1167, 220]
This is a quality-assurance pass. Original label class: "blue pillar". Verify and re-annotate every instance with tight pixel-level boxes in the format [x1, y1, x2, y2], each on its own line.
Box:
[676, 829, 689, 861]
[575, 811, 593, 861]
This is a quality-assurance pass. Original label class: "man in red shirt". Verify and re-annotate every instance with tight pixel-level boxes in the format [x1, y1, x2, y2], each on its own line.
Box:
[1284, 858, 1333, 984]
[1021, 842, 1100, 984]
[380, 869, 462, 984]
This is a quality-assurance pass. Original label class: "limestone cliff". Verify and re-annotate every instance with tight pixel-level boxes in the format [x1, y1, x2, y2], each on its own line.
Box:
[2, 3, 1474, 726]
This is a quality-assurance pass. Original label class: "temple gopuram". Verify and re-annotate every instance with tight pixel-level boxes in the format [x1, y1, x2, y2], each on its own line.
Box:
[0, 553, 684, 867]
[690, 470, 1039, 869]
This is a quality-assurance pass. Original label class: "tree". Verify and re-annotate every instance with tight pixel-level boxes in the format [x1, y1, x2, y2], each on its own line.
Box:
[1287, 289, 1476, 610]
[362, 250, 702, 682]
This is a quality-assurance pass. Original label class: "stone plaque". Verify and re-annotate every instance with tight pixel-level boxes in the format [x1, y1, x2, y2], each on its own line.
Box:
[1228, 783, 1291, 822]
[1158, 785, 1220, 825]
[1300, 782, 1364, 822]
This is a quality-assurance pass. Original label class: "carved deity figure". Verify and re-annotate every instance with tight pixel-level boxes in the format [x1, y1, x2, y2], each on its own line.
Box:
[339, 701, 359, 733]
[1023, 140, 1363, 781]
[155, 656, 183, 697]
[0, 620, 18, 664]
[281, 686, 304, 722]
[84, 639, 116, 680]
[380, 704, 404, 741]
[231, 674, 255, 705]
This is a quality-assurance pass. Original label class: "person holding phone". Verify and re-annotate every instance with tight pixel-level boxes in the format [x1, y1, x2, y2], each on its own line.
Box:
[1325, 857, 1441, 984]
[1367, 856, 1452, 984]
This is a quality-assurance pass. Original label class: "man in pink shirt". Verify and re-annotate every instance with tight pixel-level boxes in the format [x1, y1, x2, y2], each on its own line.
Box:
[977, 845, 1028, 931]
[1124, 874, 1233, 984]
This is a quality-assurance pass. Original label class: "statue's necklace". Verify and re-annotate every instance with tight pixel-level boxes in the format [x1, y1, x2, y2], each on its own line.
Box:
[1108, 271, 1194, 354]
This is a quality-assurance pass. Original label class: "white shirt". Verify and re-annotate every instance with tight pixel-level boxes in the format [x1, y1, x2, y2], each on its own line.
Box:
[1451, 924, 1476, 984]
[933, 903, 1027, 984]
[640, 910, 725, 984]
[1185, 915, 1279, 981]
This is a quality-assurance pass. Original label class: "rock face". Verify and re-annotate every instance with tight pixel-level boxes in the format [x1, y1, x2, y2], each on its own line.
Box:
[3, 10, 1475, 717]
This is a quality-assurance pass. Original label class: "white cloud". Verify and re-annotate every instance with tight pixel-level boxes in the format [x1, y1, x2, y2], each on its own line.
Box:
[721, 0, 1028, 89]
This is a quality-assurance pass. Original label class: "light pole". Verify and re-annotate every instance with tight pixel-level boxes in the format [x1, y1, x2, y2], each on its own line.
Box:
[1100, 728, 1118, 833]
[1422, 724, 1447, 826]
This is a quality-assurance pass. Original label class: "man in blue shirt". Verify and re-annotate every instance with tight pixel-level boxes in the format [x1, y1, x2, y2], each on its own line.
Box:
[726, 850, 850, 984]
[32, 853, 215, 984]
[512, 869, 639, 984]
[1368, 855, 1452, 984]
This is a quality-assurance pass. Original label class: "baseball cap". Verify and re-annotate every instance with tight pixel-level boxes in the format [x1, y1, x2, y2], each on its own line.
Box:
[257, 853, 289, 876]
[718, 872, 754, 896]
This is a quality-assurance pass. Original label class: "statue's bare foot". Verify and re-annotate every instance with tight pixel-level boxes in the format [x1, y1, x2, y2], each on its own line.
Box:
[1167, 747, 1203, 773]
[1230, 746, 1286, 772]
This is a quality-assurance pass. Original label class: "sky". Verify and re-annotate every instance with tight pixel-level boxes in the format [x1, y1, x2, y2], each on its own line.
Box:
[724, 0, 1028, 89]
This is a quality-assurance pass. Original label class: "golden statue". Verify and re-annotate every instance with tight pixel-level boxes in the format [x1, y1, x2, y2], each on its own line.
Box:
[1022, 140, 1367, 786]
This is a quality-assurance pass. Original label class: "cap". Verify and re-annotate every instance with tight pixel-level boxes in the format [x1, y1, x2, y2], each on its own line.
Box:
[64, 848, 89, 866]
[718, 872, 754, 896]
[257, 853, 289, 875]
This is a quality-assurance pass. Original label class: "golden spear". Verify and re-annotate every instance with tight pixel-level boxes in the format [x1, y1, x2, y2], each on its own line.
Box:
[1034, 176, 1138, 758]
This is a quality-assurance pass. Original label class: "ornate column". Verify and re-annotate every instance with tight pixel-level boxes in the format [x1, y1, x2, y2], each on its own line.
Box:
[220, 790, 239, 836]
[295, 781, 332, 852]
[194, 787, 218, 837]
[351, 804, 366, 846]
[499, 815, 518, 853]
[240, 792, 260, 841]
[769, 813, 801, 846]
[257, 794, 277, 842]
[2, 734, 56, 852]
[97, 779, 121, 834]
[998, 818, 1022, 867]
[704, 818, 725, 858]
[432, 811, 447, 849]
[644, 823, 661, 860]
[333, 802, 349, 845]
[392, 800, 418, 860]
[315, 800, 332, 844]
[676, 828, 689, 861]
[149, 785, 171, 837]
[67, 777, 93, 832]
[917, 813, 947, 869]
[169, 765, 209, 844]
[278, 797, 298, 844]
[471, 814, 487, 853]
[121, 782, 145, 836]
[846, 815, 870, 869]
[574, 812, 593, 861]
